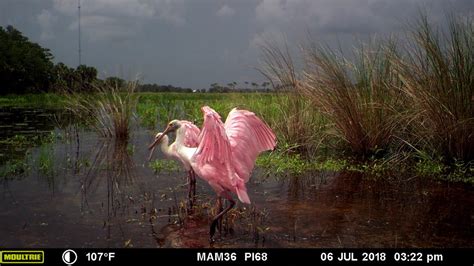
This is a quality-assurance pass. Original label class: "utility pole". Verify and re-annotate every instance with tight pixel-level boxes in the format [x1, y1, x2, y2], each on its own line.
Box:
[78, 0, 81, 66]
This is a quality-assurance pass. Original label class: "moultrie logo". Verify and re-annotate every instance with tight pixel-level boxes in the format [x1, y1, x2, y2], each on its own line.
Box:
[0, 250, 44, 264]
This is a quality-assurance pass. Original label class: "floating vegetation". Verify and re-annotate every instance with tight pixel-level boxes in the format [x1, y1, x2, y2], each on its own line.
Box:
[0, 131, 56, 147]
[0, 155, 31, 179]
[0, 132, 58, 179]
[149, 159, 181, 173]
[256, 152, 347, 176]
[415, 157, 474, 184]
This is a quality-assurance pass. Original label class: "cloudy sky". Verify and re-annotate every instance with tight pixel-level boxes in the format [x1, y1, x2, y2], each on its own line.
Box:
[1, 0, 473, 89]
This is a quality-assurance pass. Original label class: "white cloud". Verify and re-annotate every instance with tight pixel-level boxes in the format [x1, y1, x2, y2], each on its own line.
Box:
[37, 9, 57, 40]
[216, 5, 235, 17]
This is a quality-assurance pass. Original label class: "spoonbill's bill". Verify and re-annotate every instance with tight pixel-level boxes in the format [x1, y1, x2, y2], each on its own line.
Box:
[148, 106, 277, 241]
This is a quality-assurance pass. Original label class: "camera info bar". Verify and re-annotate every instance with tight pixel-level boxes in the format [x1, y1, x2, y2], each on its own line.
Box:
[0, 248, 471, 265]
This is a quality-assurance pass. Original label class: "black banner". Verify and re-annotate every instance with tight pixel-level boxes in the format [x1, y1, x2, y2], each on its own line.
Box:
[0, 248, 471, 265]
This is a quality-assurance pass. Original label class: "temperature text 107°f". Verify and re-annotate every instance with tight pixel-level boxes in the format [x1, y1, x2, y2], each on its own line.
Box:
[86, 252, 115, 262]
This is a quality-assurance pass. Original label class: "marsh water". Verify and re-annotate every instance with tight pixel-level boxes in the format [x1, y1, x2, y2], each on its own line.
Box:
[0, 108, 472, 248]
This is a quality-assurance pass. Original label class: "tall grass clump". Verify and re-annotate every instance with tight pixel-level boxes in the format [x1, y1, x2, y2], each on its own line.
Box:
[393, 14, 474, 162]
[301, 41, 404, 158]
[259, 40, 327, 156]
[65, 81, 138, 140]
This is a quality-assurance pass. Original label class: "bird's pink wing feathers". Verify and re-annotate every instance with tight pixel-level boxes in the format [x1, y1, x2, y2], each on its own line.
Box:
[193, 106, 250, 204]
[180, 120, 200, 147]
[224, 108, 277, 182]
[193, 106, 276, 204]
[194, 107, 231, 166]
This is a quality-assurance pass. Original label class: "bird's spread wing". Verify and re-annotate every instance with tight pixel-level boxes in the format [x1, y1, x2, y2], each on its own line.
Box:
[180, 120, 200, 147]
[194, 106, 232, 168]
[224, 108, 277, 182]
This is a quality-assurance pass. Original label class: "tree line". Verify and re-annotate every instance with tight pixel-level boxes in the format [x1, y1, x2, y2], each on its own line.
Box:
[0, 25, 273, 94]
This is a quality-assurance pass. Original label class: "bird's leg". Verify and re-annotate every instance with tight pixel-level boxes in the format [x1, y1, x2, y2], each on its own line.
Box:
[210, 192, 235, 243]
[191, 170, 197, 199]
[187, 170, 194, 213]
[215, 197, 223, 233]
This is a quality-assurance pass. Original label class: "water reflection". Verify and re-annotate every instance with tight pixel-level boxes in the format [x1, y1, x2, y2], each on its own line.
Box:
[256, 171, 473, 248]
[80, 139, 135, 235]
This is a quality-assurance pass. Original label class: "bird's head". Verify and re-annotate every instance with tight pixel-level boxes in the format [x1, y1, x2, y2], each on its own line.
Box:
[166, 120, 181, 132]
[148, 120, 181, 150]
[147, 132, 164, 161]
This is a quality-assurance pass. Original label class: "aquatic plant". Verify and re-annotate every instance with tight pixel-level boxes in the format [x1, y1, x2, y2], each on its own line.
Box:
[0, 156, 30, 178]
[38, 144, 54, 177]
[64, 81, 138, 140]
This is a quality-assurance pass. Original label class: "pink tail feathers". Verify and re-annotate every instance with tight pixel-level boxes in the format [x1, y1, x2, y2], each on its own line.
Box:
[235, 182, 251, 204]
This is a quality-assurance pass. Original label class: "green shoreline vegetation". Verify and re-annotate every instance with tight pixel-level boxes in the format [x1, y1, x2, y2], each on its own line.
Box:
[0, 90, 473, 183]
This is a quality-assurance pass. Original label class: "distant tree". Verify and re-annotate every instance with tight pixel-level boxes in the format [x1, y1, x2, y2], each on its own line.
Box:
[227, 81, 237, 90]
[261, 81, 270, 90]
[0, 25, 54, 94]
[209, 83, 220, 92]
[251, 82, 259, 91]
[76, 65, 98, 91]
[51, 62, 74, 91]
[209, 83, 231, 93]
[105, 76, 126, 89]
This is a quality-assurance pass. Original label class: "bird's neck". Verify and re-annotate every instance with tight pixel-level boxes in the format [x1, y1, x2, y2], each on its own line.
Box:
[159, 135, 173, 157]
[175, 127, 186, 147]
[174, 127, 197, 162]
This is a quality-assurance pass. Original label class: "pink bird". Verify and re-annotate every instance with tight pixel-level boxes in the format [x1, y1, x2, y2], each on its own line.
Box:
[148, 120, 201, 205]
[148, 106, 277, 241]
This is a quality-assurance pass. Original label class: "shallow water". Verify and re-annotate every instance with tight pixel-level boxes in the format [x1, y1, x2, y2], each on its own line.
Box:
[0, 109, 472, 248]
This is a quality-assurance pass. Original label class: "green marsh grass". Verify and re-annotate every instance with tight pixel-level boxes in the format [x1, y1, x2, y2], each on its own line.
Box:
[0, 93, 65, 108]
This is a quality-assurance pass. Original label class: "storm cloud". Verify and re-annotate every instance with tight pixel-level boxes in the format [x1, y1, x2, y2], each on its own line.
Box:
[1, 0, 473, 88]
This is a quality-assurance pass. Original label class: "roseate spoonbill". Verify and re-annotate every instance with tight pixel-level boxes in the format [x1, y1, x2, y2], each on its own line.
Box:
[148, 120, 200, 203]
[148, 106, 277, 241]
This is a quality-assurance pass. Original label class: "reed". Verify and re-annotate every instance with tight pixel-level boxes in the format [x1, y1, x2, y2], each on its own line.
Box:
[302, 41, 405, 158]
[393, 14, 474, 162]
[258, 40, 328, 156]
[64, 81, 138, 141]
